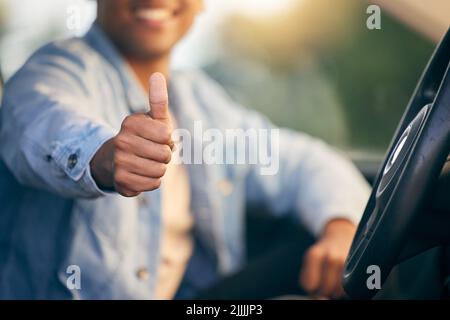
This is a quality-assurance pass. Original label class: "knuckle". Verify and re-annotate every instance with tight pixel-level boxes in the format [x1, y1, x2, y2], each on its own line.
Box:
[125, 183, 140, 194]
[121, 189, 139, 197]
[114, 134, 129, 150]
[326, 252, 343, 267]
[114, 151, 128, 168]
[121, 115, 134, 130]
[157, 125, 171, 143]
[154, 163, 167, 178]
[308, 246, 324, 260]
[156, 145, 172, 164]
[114, 169, 127, 185]
[159, 145, 172, 163]
[150, 178, 162, 190]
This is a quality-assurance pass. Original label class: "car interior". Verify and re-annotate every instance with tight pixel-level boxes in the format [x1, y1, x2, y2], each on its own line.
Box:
[248, 27, 450, 298]
[240, 3, 450, 299]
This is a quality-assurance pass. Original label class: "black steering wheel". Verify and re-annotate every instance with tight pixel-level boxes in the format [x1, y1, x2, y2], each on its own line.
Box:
[343, 28, 450, 299]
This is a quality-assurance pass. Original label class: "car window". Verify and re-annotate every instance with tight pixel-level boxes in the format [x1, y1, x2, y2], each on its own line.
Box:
[0, 0, 436, 164]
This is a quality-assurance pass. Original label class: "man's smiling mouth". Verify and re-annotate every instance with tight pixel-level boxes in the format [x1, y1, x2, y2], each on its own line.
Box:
[135, 8, 172, 22]
[133, 5, 181, 26]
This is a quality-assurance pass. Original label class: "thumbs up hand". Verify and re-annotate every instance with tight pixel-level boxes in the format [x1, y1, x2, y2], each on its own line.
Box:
[90, 73, 174, 197]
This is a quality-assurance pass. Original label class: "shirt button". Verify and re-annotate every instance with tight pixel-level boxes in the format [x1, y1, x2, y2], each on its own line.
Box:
[217, 179, 233, 196]
[67, 153, 78, 170]
[136, 267, 149, 281]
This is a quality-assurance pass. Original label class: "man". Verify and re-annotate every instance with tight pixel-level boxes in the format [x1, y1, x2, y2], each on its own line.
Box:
[0, 0, 370, 299]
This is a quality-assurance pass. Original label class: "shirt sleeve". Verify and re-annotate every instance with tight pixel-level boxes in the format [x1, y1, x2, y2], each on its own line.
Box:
[242, 107, 371, 237]
[0, 43, 117, 198]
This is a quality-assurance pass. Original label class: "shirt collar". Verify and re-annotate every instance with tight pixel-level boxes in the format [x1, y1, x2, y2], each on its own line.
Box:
[83, 23, 148, 113]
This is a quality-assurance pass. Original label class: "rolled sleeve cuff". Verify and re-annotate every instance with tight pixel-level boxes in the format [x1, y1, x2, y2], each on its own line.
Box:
[52, 124, 117, 198]
[79, 161, 115, 197]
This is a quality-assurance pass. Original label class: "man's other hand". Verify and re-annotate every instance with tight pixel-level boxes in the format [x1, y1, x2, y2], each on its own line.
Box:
[300, 219, 356, 299]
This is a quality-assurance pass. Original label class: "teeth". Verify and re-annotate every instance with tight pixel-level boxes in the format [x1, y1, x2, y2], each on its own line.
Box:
[135, 8, 171, 21]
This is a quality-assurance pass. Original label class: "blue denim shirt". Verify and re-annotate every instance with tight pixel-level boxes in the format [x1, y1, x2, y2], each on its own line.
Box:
[0, 25, 370, 299]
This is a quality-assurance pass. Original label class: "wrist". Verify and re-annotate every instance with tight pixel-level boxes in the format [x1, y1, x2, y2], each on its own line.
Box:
[90, 138, 115, 189]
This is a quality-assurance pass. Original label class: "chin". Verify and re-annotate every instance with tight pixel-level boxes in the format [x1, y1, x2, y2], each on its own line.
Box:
[115, 30, 173, 59]
[134, 37, 175, 58]
[141, 45, 173, 59]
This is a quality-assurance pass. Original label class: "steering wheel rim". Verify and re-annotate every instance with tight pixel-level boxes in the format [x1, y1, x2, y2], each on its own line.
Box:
[342, 28, 450, 299]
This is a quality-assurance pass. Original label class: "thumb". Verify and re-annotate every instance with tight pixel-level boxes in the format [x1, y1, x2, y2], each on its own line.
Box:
[148, 72, 170, 124]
